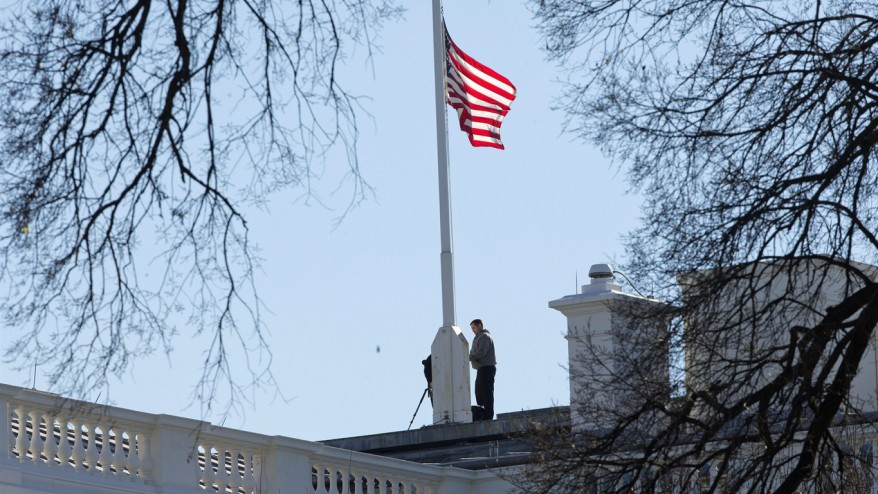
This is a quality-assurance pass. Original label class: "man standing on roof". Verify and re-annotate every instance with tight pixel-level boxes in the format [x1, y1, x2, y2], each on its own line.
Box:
[469, 318, 496, 421]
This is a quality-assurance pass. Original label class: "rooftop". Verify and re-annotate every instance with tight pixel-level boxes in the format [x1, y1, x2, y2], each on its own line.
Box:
[321, 406, 569, 470]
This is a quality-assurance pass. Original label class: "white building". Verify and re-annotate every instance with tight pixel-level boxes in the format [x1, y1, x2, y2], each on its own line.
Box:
[4, 261, 878, 493]
[679, 259, 878, 413]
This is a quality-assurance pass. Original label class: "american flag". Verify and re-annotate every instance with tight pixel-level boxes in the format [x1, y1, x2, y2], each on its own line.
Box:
[445, 27, 517, 149]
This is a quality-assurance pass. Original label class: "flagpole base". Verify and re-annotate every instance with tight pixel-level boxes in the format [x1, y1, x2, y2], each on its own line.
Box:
[431, 325, 472, 425]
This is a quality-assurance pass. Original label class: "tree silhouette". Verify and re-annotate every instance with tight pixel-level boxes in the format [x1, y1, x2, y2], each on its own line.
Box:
[0, 0, 401, 415]
[520, 0, 878, 492]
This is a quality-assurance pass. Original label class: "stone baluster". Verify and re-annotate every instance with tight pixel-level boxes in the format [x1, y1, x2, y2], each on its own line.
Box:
[97, 424, 113, 474]
[352, 467, 363, 494]
[239, 449, 252, 493]
[312, 462, 326, 493]
[360, 472, 371, 494]
[334, 464, 350, 494]
[324, 463, 340, 494]
[41, 412, 58, 467]
[206, 444, 219, 489]
[360, 471, 374, 494]
[217, 446, 231, 491]
[308, 463, 318, 493]
[70, 418, 86, 471]
[370, 473, 380, 494]
[110, 423, 128, 476]
[240, 447, 258, 493]
[337, 468, 347, 494]
[13, 405, 27, 462]
[83, 419, 99, 472]
[214, 444, 226, 490]
[348, 468, 362, 494]
[321, 464, 333, 494]
[198, 442, 213, 488]
[27, 409, 44, 463]
[335, 466, 344, 494]
[194, 443, 205, 485]
[362, 470, 375, 494]
[351, 469, 362, 494]
[109, 425, 126, 475]
[224, 446, 242, 492]
[132, 430, 149, 481]
[226, 446, 242, 493]
[244, 448, 255, 492]
[124, 431, 142, 479]
[213, 444, 222, 488]
[325, 464, 335, 494]
[345, 466, 355, 494]
[342, 465, 354, 494]
[56, 416, 72, 469]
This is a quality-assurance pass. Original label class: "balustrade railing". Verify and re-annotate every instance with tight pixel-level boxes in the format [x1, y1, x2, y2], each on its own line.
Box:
[309, 453, 439, 494]
[8, 396, 150, 481]
[197, 436, 262, 493]
[0, 384, 512, 494]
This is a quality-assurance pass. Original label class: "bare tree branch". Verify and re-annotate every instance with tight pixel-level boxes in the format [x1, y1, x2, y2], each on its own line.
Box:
[522, 0, 878, 491]
[0, 0, 402, 417]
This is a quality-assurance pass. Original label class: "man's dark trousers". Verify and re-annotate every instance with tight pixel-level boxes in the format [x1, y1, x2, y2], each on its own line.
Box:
[475, 365, 496, 420]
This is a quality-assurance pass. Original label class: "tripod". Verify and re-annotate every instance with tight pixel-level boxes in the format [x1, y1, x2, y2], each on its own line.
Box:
[407, 387, 431, 430]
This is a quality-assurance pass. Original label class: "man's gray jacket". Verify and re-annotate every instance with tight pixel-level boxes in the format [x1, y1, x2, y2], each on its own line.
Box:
[470, 329, 496, 369]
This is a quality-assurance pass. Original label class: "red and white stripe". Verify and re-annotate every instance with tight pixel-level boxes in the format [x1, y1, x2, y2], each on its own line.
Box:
[445, 28, 517, 149]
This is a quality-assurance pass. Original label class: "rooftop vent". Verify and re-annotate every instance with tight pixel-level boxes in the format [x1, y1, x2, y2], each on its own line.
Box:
[588, 263, 614, 279]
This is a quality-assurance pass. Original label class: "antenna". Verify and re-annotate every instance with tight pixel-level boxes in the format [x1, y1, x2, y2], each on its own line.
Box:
[613, 270, 649, 298]
[32, 361, 37, 389]
[575, 270, 578, 293]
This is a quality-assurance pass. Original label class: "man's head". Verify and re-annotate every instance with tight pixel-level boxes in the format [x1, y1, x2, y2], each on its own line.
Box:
[470, 318, 484, 334]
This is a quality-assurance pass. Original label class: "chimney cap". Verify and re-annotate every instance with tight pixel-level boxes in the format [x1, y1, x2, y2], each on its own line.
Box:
[589, 263, 614, 279]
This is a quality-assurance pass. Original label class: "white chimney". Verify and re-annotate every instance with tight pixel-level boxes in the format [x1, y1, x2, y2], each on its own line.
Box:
[549, 264, 669, 432]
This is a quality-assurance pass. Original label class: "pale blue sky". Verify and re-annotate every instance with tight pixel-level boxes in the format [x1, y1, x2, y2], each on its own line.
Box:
[2, 1, 642, 441]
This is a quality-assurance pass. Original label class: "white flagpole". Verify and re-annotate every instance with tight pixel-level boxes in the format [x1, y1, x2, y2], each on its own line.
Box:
[430, 0, 472, 425]
[431, 0, 455, 327]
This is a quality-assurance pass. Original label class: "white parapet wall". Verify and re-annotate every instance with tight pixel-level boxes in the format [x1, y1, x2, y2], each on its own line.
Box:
[0, 383, 513, 494]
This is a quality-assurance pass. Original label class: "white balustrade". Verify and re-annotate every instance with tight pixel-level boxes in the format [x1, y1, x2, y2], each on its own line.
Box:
[6, 397, 150, 482]
[306, 456, 440, 494]
[0, 383, 511, 494]
[197, 439, 263, 494]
